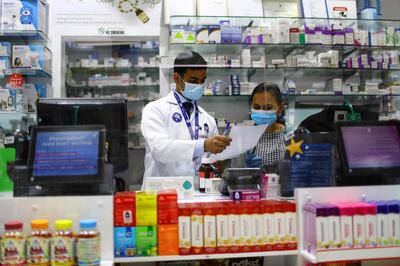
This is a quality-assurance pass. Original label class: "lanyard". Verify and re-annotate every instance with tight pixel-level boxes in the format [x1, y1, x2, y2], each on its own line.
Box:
[173, 91, 199, 140]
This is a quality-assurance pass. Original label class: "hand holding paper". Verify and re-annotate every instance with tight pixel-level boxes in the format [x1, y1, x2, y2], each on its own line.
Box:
[210, 125, 267, 161]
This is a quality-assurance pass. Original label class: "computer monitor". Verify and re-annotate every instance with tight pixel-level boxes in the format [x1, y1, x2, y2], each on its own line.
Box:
[37, 98, 129, 174]
[336, 120, 400, 181]
[27, 125, 106, 185]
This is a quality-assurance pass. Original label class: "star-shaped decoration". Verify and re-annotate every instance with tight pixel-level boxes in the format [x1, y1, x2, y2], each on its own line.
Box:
[286, 138, 304, 158]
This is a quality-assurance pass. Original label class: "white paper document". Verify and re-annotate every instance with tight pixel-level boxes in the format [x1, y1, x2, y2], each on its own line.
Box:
[228, 0, 264, 17]
[164, 0, 196, 24]
[197, 0, 228, 16]
[210, 125, 268, 161]
[264, 0, 300, 17]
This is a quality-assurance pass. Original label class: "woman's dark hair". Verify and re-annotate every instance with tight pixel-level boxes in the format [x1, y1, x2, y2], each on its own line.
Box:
[250, 82, 285, 125]
[174, 51, 207, 77]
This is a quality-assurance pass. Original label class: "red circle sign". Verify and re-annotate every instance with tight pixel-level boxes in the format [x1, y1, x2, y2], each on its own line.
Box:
[7, 73, 24, 88]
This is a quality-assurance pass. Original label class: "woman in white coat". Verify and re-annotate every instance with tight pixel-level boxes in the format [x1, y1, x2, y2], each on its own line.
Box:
[141, 51, 231, 179]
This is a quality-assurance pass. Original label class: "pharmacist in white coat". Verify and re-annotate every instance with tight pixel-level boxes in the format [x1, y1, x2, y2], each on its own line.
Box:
[141, 51, 231, 179]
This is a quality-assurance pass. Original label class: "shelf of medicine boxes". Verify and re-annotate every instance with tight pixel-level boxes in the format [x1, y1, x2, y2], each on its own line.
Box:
[0, 30, 49, 42]
[1, 68, 51, 78]
[169, 15, 400, 35]
[68, 66, 159, 74]
[296, 185, 400, 264]
[114, 250, 298, 263]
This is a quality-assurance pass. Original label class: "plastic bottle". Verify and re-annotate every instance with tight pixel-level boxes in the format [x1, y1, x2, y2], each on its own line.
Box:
[77, 220, 100, 266]
[0, 221, 26, 266]
[51, 220, 75, 266]
[27, 220, 51, 266]
[198, 158, 214, 193]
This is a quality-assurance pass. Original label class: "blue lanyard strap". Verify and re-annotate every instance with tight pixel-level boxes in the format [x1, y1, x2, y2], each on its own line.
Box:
[173, 91, 199, 140]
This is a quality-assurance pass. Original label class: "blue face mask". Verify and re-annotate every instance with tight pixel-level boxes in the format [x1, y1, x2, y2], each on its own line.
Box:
[251, 109, 277, 126]
[182, 81, 205, 101]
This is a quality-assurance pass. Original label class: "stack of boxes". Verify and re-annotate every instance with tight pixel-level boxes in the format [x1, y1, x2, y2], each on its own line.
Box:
[303, 200, 400, 255]
[114, 190, 180, 258]
[114, 195, 297, 257]
[157, 190, 179, 256]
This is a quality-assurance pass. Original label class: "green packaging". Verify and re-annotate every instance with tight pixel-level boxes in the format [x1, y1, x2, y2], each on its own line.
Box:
[136, 226, 157, 256]
[0, 148, 15, 193]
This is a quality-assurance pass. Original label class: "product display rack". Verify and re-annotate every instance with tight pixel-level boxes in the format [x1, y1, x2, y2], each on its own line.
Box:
[164, 16, 400, 130]
[296, 185, 400, 265]
[0, 29, 52, 131]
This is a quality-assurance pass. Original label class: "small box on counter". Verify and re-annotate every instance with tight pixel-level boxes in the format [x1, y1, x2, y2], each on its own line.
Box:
[136, 226, 157, 256]
[0, 89, 16, 111]
[114, 227, 136, 257]
[114, 191, 136, 227]
[158, 224, 179, 256]
[157, 189, 178, 225]
[136, 191, 157, 226]
[178, 203, 192, 255]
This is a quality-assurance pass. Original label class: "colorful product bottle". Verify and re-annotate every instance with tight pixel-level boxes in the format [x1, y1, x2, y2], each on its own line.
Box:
[77, 220, 100, 266]
[0, 221, 26, 266]
[51, 220, 75, 266]
[27, 220, 51, 266]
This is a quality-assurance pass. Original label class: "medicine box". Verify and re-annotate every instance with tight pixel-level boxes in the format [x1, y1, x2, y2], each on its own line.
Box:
[143, 176, 194, 199]
[12, 45, 51, 73]
[0, 89, 16, 111]
[202, 204, 217, 254]
[0, 42, 11, 57]
[0, 57, 10, 70]
[114, 192, 136, 227]
[216, 202, 229, 254]
[196, 25, 208, 44]
[136, 191, 157, 226]
[191, 203, 204, 255]
[178, 203, 191, 255]
[227, 202, 240, 253]
[208, 25, 221, 44]
[158, 224, 179, 256]
[136, 226, 157, 256]
[1, 0, 48, 33]
[114, 227, 136, 257]
[157, 189, 178, 225]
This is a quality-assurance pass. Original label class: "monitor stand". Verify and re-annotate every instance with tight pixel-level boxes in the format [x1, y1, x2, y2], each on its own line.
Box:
[11, 164, 114, 197]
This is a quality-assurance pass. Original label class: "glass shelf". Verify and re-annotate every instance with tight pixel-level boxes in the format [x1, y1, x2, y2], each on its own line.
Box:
[68, 67, 159, 73]
[170, 15, 400, 28]
[66, 84, 159, 90]
[0, 30, 49, 42]
[1, 68, 52, 78]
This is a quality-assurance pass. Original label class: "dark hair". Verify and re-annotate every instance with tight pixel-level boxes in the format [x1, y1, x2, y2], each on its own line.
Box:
[250, 82, 282, 104]
[173, 51, 207, 77]
[250, 82, 285, 125]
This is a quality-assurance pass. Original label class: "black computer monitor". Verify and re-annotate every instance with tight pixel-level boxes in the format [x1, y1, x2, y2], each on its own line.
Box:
[27, 125, 106, 185]
[37, 98, 129, 174]
[336, 120, 400, 183]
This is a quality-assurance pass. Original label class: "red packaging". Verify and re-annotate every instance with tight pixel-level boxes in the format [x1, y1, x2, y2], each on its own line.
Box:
[273, 201, 286, 251]
[191, 203, 204, 255]
[178, 203, 192, 255]
[262, 201, 275, 251]
[284, 202, 297, 250]
[239, 202, 253, 253]
[252, 202, 263, 252]
[216, 202, 230, 254]
[228, 202, 241, 253]
[202, 203, 217, 254]
[157, 189, 178, 225]
[114, 192, 136, 227]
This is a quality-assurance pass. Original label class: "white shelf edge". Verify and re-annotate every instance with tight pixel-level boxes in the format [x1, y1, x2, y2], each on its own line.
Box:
[300, 247, 400, 264]
[114, 250, 297, 263]
[101, 260, 114, 266]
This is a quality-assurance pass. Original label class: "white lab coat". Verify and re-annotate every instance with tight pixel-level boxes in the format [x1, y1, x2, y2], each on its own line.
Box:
[141, 91, 218, 179]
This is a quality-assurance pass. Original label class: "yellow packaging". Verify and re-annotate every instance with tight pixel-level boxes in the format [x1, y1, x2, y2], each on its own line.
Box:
[136, 191, 157, 226]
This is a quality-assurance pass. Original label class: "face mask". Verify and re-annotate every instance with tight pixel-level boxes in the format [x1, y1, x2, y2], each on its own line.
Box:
[251, 109, 277, 126]
[179, 77, 205, 101]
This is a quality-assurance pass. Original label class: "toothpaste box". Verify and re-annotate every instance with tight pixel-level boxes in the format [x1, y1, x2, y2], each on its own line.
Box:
[114, 227, 136, 257]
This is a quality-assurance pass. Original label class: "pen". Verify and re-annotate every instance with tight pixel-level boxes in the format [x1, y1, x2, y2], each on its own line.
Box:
[223, 122, 231, 137]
